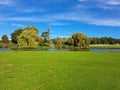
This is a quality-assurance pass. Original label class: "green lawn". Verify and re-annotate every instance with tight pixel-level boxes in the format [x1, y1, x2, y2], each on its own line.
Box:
[0, 51, 120, 90]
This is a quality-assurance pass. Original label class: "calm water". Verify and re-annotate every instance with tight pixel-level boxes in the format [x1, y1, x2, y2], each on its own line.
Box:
[0, 48, 11, 51]
[0, 48, 120, 52]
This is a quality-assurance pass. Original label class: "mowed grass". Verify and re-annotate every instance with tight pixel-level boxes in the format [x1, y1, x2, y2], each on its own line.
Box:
[0, 51, 120, 90]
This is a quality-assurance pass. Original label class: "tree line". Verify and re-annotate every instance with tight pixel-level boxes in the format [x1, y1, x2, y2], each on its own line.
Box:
[90, 37, 120, 45]
[0, 26, 120, 49]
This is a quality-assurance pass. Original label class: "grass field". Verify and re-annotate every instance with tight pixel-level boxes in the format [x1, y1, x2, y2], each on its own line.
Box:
[0, 51, 120, 90]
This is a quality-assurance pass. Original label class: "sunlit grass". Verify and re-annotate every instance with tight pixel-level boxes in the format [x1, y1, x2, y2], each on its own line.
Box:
[90, 44, 120, 49]
[0, 51, 120, 90]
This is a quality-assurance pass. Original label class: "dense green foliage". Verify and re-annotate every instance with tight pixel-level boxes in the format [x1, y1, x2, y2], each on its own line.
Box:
[1, 35, 9, 44]
[11, 29, 23, 44]
[23, 26, 39, 34]
[52, 32, 90, 49]
[17, 26, 40, 49]
[54, 37, 63, 48]
[72, 32, 90, 48]
[10, 26, 91, 49]
[0, 51, 120, 90]
[90, 37, 120, 45]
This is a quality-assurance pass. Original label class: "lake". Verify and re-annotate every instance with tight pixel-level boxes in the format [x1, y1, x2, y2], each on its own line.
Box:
[0, 48, 120, 52]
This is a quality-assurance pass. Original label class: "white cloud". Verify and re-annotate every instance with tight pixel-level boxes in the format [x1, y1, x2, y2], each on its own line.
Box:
[0, 0, 13, 5]
[106, 0, 120, 5]
[0, 22, 7, 25]
[3, 17, 34, 21]
[89, 19, 120, 26]
[15, 8, 46, 13]
[77, 0, 120, 10]
[0, 22, 25, 27]
[47, 0, 68, 2]
[0, 16, 55, 22]
[1, 0, 120, 27]
[16, 8, 38, 13]
[78, 0, 87, 2]
[51, 34, 70, 38]
[45, 13, 120, 27]
[11, 23, 25, 27]
[49, 22, 69, 26]
[1, 13, 120, 27]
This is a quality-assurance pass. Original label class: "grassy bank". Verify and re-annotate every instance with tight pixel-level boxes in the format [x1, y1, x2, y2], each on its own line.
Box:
[0, 51, 120, 90]
[90, 44, 120, 49]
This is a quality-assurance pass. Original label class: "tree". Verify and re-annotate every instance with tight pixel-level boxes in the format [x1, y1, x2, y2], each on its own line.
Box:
[17, 26, 40, 49]
[36, 36, 43, 45]
[54, 37, 63, 49]
[90, 38, 97, 44]
[66, 37, 74, 46]
[1, 35, 9, 44]
[72, 32, 90, 49]
[101, 37, 108, 44]
[0, 40, 2, 43]
[24, 26, 39, 34]
[11, 29, 23, 44]
[41, 28, 50, 43]
[118, 39, 120, 44]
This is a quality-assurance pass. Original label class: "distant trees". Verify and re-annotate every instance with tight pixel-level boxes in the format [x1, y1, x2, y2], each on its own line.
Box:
[90, 37, 120, 45]
[1, 35, 9, 44]
[0, 35, 9, 48]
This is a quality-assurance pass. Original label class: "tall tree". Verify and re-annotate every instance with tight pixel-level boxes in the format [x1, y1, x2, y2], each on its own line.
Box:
[54, 37, 63, 49]
[11, 29, 23, 44]
[72, 32, 90, 48]
[41, 28, 50, 43]
[17, 26, 40, 48]
[1, 35, 9, 44]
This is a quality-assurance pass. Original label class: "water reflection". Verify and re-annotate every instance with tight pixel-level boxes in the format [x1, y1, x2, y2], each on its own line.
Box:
[90, 48, 120, 52]
[0, 48, 120, 52]
[37, 48, 90, 52]
[0, 48, 11, 51]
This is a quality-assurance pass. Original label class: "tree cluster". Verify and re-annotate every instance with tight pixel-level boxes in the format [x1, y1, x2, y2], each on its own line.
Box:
[53, 32, 90, 49]
[11, 26, 43, 49]
[1, 26, 119, 49]
[10, 26, 90, 49]
[90, 37, 120, 45]
[0, 35, 17, 48]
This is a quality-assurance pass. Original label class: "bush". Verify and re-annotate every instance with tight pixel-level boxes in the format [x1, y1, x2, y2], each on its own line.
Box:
[8, 42, 17, 49]
[0, 43, 5, 48]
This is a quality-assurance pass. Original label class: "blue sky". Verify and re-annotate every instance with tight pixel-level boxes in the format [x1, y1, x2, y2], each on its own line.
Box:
[0, 0, 120, 39]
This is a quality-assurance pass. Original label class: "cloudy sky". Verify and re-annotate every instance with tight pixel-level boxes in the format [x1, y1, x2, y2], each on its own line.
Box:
[0, 0, 120, 39]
